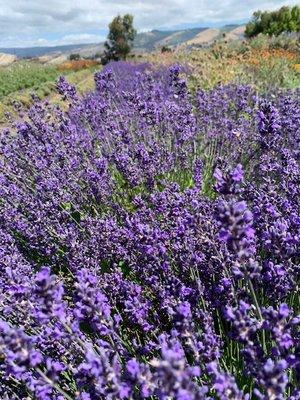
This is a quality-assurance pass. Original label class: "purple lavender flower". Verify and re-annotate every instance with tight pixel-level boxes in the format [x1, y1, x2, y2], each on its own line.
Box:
[217, 200, 255, 261]
[0, 61, 299, 399]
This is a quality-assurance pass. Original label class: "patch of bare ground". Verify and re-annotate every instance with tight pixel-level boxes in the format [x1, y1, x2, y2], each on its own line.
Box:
[185, 28, 220, 45]
[0, 53, 16, 66]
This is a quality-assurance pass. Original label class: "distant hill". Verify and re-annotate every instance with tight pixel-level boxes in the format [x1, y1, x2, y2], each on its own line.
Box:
[134, 28, 208, 51]
[0, 25, 245, 60]
[0, 43, 95, 58]
[182, 24, 245, 47]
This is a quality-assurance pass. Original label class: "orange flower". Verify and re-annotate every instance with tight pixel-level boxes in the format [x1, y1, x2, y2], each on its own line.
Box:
[58, 60, 99, 72]
[294, 64, 300, 71]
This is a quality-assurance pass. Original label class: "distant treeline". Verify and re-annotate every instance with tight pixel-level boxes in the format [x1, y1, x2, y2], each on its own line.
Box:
[245, 5, 300, 37]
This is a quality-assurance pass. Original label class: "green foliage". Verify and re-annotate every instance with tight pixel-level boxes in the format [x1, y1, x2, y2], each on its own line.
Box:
[245, 5, 300, 37]
[248, 32, 300, 53]
[102, 14, 136, 64]
[0, 63, 100, 124]
[69, 53, 80, 61]
[238, 56, 300, 92]
[161, 45, 172, 53]
[0, 62, 61, 99]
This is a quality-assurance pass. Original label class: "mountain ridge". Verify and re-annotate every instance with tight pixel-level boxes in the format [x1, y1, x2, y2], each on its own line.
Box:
[0, 25, 245, 59]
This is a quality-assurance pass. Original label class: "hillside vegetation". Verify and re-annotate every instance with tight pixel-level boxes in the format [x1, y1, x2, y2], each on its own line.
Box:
[144, 34, 300, 91]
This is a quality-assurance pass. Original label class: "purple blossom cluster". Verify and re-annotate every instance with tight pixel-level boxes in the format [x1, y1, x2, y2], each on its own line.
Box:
[0, 61, 299, 399]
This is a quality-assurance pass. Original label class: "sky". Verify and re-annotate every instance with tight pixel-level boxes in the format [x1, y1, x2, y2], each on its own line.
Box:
[0, 0, 298, 48]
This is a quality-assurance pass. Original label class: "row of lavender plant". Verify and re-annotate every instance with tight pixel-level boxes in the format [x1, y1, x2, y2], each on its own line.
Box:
[0, 61, 299, 399]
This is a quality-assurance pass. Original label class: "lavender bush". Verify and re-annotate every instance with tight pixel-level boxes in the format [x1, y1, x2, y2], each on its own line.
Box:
[0, 62, 299, 399]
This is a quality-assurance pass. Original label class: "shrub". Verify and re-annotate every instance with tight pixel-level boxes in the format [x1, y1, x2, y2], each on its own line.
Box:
[161, 45, 172, 53]
[245, 5, 300, 37]
[69, 53, 81, 61]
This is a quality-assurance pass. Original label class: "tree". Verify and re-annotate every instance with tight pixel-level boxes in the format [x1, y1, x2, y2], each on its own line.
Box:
[161, 45, 172, 53]
[69, 53, 80, 61]
[102, 14, 136, 64]
[245, 5, 300, 37]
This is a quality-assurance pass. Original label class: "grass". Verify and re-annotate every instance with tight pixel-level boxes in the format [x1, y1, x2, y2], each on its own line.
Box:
[0, 61, 61, 99]
[0, 62, 100, 125]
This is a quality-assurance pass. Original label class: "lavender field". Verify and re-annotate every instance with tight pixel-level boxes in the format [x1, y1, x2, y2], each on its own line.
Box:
[0, 61, 299, 399]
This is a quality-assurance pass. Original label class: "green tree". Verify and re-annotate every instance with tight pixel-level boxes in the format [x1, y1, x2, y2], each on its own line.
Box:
[102, 14, 136, 64]
[69, 53, 80, 61]
[245, 5, 300, 37]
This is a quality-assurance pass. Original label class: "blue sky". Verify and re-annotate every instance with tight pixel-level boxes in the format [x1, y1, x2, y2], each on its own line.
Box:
[0, 0, 298, 48]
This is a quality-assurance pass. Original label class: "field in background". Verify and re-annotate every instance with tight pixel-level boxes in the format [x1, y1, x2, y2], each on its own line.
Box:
[0, 33, 299, 125]
[144, 34, 300, 91]
[0, 60, 99, 124]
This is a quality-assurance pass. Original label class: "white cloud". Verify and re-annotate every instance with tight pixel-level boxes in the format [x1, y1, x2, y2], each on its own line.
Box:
[0, 0, 298, 47]
[0, 33, 105, 49]
[33, 33, 105, 47]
